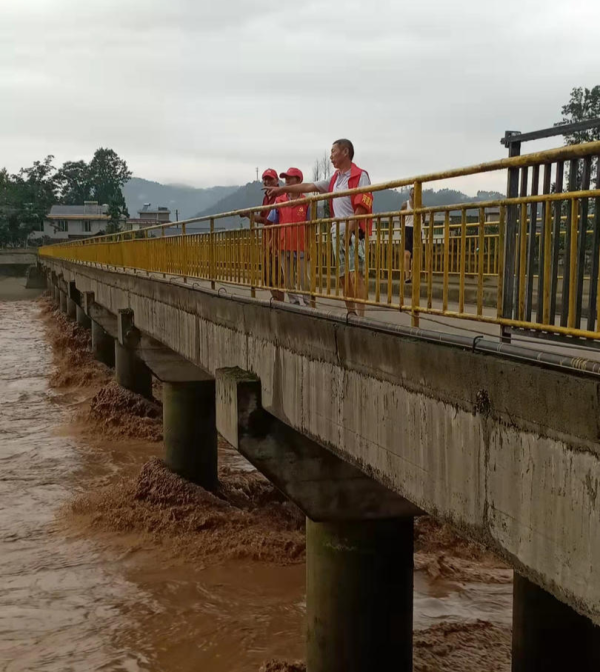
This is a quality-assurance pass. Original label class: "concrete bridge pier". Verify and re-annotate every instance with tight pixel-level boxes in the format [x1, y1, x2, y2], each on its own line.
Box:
[59, 289, 67, 313]
[114, 309, 218, 485]
[163, 380, 217, 489]
[216, 367, 420, 672]
[512, 574, 600, 671]
[48, 272, 58, 306]
[75, 304, 91, 329]
[115, 341, 153, 399]
[115, 309, 153, 398]
[91, 320, 115, 367]
[43, 271, 54, 302]
[66, 282, 79, 321]
[82, 293, 114, 367]
[306, 517, 413, 672]
[66, 296, 77, 319]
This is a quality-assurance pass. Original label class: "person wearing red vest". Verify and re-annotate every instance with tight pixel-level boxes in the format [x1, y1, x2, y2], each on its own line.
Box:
[241, 168, 284, 301]
[266, 139, 373, 315]
[267, 168, 310, 306]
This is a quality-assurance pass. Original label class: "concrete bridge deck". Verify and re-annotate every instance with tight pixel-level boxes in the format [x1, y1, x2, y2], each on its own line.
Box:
[41, 257, 600, 671]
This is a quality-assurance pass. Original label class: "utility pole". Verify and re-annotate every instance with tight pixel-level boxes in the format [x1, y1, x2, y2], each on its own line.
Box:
[256, 167, 259, 182]
[175, 209, 179, 222]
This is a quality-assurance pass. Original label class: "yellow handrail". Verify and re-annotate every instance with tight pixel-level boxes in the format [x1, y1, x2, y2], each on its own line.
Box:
[40, 141, 600, 342]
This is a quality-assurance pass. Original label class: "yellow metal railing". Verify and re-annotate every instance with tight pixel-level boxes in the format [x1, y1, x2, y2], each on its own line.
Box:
[40, 141, 600, 341]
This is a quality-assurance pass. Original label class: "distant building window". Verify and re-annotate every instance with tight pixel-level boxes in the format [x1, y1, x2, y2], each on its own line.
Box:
[56, 220, 68, 232]
[83, 221, 91, 233]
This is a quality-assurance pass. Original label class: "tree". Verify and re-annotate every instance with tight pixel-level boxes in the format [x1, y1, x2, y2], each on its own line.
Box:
[88, 148, 131, 206]
[0, 156, 57, 247]
[55, 160, 91, 204]
[0, 148, 131, 245]
[312, 151, 332, 182]
[556, 86, 600, 197]
[558, 86, 600, 145]
[312, 151, 332, 218]
[86, 148, 132, 232]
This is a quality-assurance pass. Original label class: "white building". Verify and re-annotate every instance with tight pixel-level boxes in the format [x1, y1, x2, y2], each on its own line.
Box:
[30, 202, 111, 242]
[125, 204, 171, 231]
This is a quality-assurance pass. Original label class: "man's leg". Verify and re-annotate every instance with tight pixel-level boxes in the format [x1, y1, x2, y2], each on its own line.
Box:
[284, 252, 302, 305]
[344, 273, 357, 313]
[298, 253, 311, 305]
[404, 250, 412, 282]
[270, 250, 285, 301]
[355, 271, 367, 317]
[346, 238, 366, 316]
[339, 273, 355, 312]
[345, 272, 365, 316]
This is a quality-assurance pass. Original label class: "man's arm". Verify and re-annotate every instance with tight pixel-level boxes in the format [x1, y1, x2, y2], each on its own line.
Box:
[266, 182, 319, 198]
[239, 211, 269, 224]
[348, 205, 368, 232]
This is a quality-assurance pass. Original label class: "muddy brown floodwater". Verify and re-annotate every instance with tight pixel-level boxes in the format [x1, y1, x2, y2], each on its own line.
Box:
[1, 297, 513, 671]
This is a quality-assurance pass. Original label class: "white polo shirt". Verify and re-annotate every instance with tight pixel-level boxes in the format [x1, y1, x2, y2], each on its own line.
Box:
[315, 169, 371, 234]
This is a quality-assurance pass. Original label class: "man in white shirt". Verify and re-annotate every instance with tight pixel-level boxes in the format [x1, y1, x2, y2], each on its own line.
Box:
[266, 139, 373, 315]
[400, 186, 414, 283]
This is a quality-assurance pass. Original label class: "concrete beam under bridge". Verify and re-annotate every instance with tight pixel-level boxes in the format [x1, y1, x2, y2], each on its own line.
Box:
[216, 366, 416, 671]
[216, 367, 420, 521]
[117, 308, 212, 383]
[85, 301, 211, 383]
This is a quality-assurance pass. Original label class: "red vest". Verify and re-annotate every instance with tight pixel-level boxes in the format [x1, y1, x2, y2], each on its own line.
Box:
[328, 163, 374, 234]
[262, 192, 277, 223]
[275, 194, 307, 251]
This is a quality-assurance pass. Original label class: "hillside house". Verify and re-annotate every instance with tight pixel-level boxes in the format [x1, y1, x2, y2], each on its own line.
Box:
[30, 202, 111, 242]
[125, 204, 171, 230]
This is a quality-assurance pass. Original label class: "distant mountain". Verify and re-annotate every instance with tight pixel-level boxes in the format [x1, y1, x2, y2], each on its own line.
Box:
[372, 187, 506, 213]
[190, 181, 506, 230]
[190, 181, 264, 230]
[123, 178, 239, 221]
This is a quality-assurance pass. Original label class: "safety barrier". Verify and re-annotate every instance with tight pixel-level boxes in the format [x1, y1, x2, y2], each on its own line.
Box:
[40, 141, 600, 341]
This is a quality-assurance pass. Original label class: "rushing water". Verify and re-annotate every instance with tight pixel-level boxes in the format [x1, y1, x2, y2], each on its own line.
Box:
[0, 299, 512, 671]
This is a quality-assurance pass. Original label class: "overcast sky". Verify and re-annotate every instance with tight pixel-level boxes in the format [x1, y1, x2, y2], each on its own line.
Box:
[1, 0, 599, 195]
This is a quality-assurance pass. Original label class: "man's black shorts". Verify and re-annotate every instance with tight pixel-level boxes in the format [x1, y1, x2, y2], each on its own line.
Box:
[404, 227, 414, 254]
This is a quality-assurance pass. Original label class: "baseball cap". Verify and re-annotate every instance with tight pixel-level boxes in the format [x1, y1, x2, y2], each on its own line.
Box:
[262, 168, 278, 181]
[279, 167, 303, 181]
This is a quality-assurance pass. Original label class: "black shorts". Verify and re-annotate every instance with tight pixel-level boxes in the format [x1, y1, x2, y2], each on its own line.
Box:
[404, 227, 414, 254]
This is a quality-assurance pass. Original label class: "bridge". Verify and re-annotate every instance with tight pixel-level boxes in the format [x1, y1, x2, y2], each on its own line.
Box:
[39, 140, 600, 671]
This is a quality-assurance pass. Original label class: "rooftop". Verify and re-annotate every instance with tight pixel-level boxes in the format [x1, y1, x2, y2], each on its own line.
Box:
[138, 203, 171, 215]
[48, 203, 109, 219]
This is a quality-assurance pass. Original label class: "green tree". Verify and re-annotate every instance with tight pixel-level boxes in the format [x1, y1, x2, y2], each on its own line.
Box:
[559, 86, 600, 145]
[55, 160, 91, 204]
[88, 148, 131, 232]
[555, 86, 600, 197]
[0, 156, 57, 247]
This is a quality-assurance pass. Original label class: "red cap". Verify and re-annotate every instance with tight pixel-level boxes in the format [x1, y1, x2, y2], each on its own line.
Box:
[279, 167, 303, 181]
[262, 168, 278, 181]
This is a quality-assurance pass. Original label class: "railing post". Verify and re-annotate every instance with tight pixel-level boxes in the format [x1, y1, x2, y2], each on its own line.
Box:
[310, 201, 317, 308]
[161, 226, 166, 279]
[501, 132, 521, 341]
[210, 217, 215, 290]
[182, 222, 187, 283]
[250, 212, 256, 298]
[411, 180, 422, 327]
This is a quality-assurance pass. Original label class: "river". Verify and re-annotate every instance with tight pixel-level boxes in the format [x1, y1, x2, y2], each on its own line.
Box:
[0, 298, 513, 671]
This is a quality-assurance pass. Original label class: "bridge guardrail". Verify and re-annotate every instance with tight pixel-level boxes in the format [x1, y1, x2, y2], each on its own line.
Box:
[40, 141, 600, 342]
